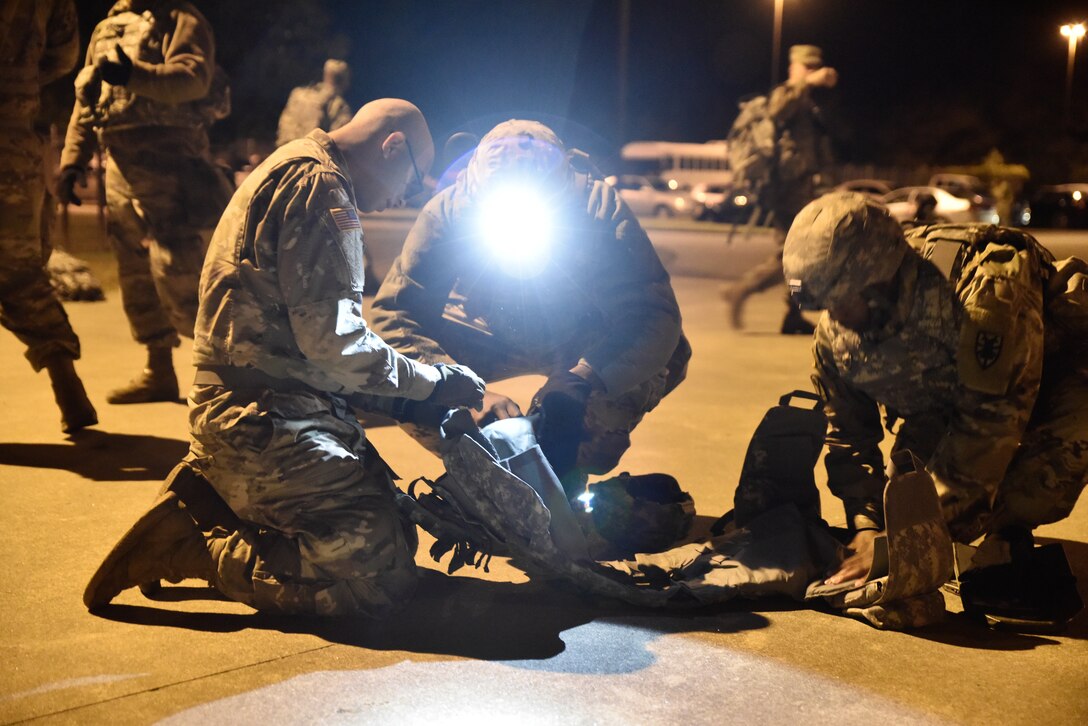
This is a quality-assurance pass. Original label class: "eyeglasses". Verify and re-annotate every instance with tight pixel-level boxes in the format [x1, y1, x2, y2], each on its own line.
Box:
[405, 137, 426, 199]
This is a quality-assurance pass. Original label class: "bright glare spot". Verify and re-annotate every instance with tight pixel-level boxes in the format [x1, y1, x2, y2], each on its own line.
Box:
[1062, 23, 1086, 39]
[734, 194, 748, 206]
[667, 178, 679, 190]
[1074, 190, 1083, 201]
[674, 197, 686, 209]
[694, 191, 706, 202]
[576, 491, 594, 513]
[478, 184, 554, 276]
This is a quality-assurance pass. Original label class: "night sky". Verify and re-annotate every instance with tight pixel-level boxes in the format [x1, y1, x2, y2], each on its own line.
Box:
[67, 0, 1088, 183]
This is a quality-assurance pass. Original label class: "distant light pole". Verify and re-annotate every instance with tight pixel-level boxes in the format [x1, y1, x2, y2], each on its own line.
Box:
[1061, 22, 1085, 121]
[771, 0, 785, 88]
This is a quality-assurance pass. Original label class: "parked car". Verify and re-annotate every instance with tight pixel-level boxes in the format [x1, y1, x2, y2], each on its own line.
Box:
[881, 186, 1000, 225]
[834, 178, 893, 199]
[1026, 183, 1088, 229]
[694, 186, 766, 224]
[605, 174, 694, 218]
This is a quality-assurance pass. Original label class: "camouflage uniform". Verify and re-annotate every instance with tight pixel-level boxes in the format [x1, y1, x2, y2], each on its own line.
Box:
[370, 121, 689, 475]
[59, 0, 232, 348]
[0, 0, 81, 370]
[187, 130, 446, 616]
[810, 226, 1088, 543]
[275, 81, 352, 148]
[729, 73, 835, 327]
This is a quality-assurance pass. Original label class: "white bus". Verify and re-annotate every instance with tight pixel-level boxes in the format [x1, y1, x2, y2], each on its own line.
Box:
[619, 140, 732, 189]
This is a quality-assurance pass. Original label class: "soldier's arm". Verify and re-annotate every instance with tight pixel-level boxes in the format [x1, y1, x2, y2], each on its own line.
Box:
[928, 261, 1045, 541]
[812, 332, 887, 531]
[368, 194, 462, 365]
[59, 28, 103, 170]
[767, 80, 813, 125]
[277, 171, 441, 400]
[125, 5, 214, 103]
[577, 180, 682, 395]
[41, 0, 80, 85]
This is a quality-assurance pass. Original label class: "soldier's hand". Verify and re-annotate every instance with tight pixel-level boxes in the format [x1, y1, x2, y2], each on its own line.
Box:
[824, 528, 878, 586]
[57, 166, 85, 207]
[806, 66, 838, 88]
[98, 45, 133, 86]
[471, 391, 522, 427]
[427, 363, 485, 411]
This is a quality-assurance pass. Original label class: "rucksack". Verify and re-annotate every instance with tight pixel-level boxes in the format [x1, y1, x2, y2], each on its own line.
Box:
[905, 223, 1088, 356]
[726, 94, 777, 198]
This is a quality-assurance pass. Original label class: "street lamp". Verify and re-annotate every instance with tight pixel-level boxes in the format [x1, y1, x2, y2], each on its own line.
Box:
[771, 0, 785, 87]
[1061, 22, 1085, 120]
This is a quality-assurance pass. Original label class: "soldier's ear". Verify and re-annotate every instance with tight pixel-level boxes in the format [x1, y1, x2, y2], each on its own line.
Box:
[380, 131, 407, 160]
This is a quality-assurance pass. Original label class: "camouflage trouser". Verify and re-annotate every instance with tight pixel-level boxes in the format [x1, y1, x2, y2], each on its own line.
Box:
[989, 355, 1088, 535]
[103, 129, 230, 347]
[919, 354, 1088, 542]
[0, 127, 80, 370]
[731, 197, 807, 308]
[394, 324, 691, 476]
[187, 385, 419, 617]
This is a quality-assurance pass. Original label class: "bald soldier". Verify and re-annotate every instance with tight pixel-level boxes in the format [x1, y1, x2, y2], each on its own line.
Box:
[84, 100, 486, 616]
[782, 192, 1088, 586]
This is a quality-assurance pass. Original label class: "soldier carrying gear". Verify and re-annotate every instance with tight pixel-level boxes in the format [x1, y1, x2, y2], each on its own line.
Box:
[58, 0, 234, 406]
[366, 119, 691, 493]
[782, 191, 1088, 627]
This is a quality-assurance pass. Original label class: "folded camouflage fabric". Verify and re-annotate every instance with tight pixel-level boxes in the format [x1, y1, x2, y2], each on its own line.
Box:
[805, 451, 954, 629]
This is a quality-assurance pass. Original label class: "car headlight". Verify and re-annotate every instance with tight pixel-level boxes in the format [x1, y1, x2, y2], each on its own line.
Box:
[477, 183, 555, 277]
[673, 197, 686, 210]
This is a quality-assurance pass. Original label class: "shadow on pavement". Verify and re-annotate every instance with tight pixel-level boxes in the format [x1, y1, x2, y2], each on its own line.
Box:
[0, 429, 188, 482]
[912, 538, 1088, 649]
[95, 569, 771, 663]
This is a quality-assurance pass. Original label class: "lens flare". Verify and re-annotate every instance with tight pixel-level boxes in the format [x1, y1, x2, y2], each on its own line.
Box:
[478, 183, 554, 276]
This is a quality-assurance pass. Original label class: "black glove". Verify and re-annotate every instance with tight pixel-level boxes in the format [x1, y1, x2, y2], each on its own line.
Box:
[57, 166, 84, 206]
[98, 45, 133, 86]
[529, 371, 593, 480]
[426, 363, 485, 410]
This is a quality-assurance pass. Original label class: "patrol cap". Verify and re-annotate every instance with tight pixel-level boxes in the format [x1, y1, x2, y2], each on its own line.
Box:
[789, 44, 823, 68]
[782, 191, 908, 310]
[464, 119, 572, 195]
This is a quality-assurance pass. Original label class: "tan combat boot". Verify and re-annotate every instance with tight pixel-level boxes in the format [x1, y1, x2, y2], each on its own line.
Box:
[106, 343, 178, 404]
[718, 282, 748, 330]
[83, 491, 215, 610]
[44, 356, 98, 433]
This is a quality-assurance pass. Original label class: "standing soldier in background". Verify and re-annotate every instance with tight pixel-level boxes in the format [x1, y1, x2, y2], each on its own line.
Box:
[276, 59, 352, 147]
[723, 44, 838, 335]
[0, 0, 97, 433]
[57, 0, 233, 404]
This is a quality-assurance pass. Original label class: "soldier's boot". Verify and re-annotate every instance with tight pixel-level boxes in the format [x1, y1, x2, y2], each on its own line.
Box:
[106, 344, 178, 404]
[44, 356, 98, 433]
[84, 489, 215, 610]
[718, 283, 749, 330]
[779, 305, 815, 335]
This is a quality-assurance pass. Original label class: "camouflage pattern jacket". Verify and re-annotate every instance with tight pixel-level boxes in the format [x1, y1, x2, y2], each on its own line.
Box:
[192, 130, 441, 401]
[0, 0, 79, 128]
[370, 173, 684, 397]
[766, 80, 834, 217]
[275, 81, 352, 148]
[812, 239, 1046, 535]
[60, 0, 216, 169]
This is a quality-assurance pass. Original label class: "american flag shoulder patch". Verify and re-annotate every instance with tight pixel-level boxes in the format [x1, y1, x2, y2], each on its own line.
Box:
[329, 207, 361, 231]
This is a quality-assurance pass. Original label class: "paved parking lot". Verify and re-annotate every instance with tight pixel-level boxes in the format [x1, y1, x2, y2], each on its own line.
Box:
[1, 213, 1085, 724]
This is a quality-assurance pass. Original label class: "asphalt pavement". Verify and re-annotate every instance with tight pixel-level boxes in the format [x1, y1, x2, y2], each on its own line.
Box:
[1, 213, 1086, 724]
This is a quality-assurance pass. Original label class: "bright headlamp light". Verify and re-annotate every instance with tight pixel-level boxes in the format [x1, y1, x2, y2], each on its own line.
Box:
[477, 182, 555, 277]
